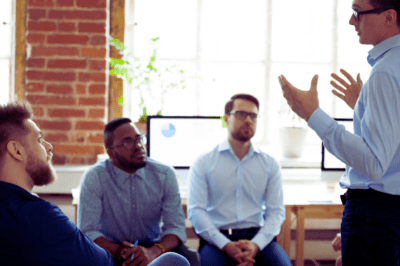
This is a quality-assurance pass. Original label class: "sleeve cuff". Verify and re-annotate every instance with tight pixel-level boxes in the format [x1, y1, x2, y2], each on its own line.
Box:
[160, 229, 187, 244]
[308, 108, 336, 139]
[212, 233, 231, 250]
[251, 233, 275, 251]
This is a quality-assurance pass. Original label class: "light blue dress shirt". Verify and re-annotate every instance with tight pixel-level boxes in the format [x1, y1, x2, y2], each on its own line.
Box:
[187, 140, 285, 250]
[77, 158, 186, 245]
[308, 34, 400, 195]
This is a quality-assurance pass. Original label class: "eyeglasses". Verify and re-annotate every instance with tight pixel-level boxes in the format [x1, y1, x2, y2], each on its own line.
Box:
[111, 135, 147, 150]
[353, 7, 392, 21]
[229, 110, 259, 121]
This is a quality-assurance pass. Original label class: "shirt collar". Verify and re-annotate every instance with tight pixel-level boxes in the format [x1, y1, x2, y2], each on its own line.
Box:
[367, 34, 400, 66]
[218, 139, 260, 157]
[106, 159, 144, 183]
[0, 181, 41, 201]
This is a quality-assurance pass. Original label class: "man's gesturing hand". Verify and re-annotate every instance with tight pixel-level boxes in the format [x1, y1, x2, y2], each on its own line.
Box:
[330, 69, 362, 110]
[278, 75, 319, 122]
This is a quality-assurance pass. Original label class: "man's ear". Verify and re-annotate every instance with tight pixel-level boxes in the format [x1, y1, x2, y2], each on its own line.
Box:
[385, 9, 398, 26]
[6, 141, 25, 162]
[223, 114, 229, 125]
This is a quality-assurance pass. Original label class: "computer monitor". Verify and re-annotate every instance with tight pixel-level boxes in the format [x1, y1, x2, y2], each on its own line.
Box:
[321, 118, 353, 182]
[146, 116, 228, 169]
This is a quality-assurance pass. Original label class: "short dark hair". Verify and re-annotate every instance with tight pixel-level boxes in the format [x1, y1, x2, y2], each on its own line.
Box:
[103, 118, 132, 149]
[0, 101, 33, 163]
[369, 0, 400, 25]
[224, 94, 260, 115]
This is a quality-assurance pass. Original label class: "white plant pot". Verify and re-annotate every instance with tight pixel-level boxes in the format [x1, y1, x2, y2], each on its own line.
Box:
[279, 127, 308, 158]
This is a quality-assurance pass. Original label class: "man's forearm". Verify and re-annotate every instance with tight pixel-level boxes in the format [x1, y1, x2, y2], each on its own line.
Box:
[94, 236, 121, 258]
[157, 234, 181, 254]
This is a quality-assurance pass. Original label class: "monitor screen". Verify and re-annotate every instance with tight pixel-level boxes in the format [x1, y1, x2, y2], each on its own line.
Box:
[147, 116, 228, 168]
[321, 118, 354, 171]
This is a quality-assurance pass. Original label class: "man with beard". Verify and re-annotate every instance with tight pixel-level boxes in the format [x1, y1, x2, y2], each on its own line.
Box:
[0, 101, 115, 265]
[188, 94, 291, 266]
[78, 118, 199, 266]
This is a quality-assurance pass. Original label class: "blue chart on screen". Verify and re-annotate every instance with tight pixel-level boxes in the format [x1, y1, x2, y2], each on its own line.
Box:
[162, 123, 176, 138]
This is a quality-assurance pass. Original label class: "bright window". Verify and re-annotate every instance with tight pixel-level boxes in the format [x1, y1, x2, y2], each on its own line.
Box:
[123, 0, 372, 159]
[0, 0, 14, 105]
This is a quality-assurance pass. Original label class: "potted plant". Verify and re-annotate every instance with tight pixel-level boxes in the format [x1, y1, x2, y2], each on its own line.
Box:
[278, 103, 308, 158]
[109, 37, 187, 127]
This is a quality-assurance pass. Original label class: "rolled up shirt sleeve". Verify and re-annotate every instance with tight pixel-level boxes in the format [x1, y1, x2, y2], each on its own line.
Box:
[159, 168, 187, 244]
[77, 169, 107, 242]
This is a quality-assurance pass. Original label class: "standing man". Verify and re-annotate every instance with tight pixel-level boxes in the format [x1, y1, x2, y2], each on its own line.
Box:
[279, 0, 400, 265]
[78, 118, 199, 266]
[188, 94, 291, 266]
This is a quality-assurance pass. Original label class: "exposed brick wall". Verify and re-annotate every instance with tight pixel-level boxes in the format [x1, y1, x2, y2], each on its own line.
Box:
[25, 0, 108, 165]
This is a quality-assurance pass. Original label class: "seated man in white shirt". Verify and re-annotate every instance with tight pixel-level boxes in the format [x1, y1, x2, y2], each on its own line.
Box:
[188, 94, 291, 266]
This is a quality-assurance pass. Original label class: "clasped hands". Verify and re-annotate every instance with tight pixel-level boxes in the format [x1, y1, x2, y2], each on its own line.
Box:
[278, 69, 363, 122]
[222, 240, 260, 266]
[117, 241, 160, 266]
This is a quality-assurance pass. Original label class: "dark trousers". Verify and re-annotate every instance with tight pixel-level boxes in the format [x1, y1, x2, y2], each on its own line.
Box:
[115, 244, 200, 266]
[199, 231, 291, 266]
[341, 197, 400, 266]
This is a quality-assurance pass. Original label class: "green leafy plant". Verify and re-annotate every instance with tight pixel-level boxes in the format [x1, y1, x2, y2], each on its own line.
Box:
[109, 37, 187, 123]
[278, 103, 305, 128]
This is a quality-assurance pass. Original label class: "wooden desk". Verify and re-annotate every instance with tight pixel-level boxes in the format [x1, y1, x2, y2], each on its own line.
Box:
[278, 203, 344, 266]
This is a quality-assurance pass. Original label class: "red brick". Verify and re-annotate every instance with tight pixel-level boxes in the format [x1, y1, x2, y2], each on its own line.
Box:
[90, 35, 106, 45]
[81, 47, 106, 58]
[70, 157, 85, 164]
[32, 107, 44, 117]
[78, 23, 105, 33]
[76, 84, 86, 94]
[76, 0, 106, 8]
[72, 132, 86, 143]
[26, 95, 76, 105]
[78, 97, 105, 106]
[89, 60, 105, 70]
[28, 9, 47, 20]
[88, 133, 103, 144]
[40, 120, 72, 131]
[27, 70, 76, 81]
[54, 144, 104, 155]
[88, 108, 105, 118]
[28, 21, 57, 32]
[47, 34, 89, 45]
[48, 59, 87, 69]
[52, 153, 67, 165]
[78, 72, 105, 82]
[31, 46, 79, 57]
[48, 108, 85, 118]
[27, 83, 45, 92]
[75, 121, 104, 130]
[49, 10, 106, 20]
[29, 0, 54, 7]
[88, 84, 106, 94]
[44, 133, 69, 142]
[56, 0, 73, 7]
[27, 58, 45, 68]
[46, 84, 73, 94]
[27, 33, 45, 44]
[58, 22, 76, 32]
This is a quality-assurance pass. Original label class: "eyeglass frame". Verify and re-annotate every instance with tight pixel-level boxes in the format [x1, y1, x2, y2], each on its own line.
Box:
[229, 110, 259, 121]
[353, 7, 393, 21]
[110, 134, 147, 150]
